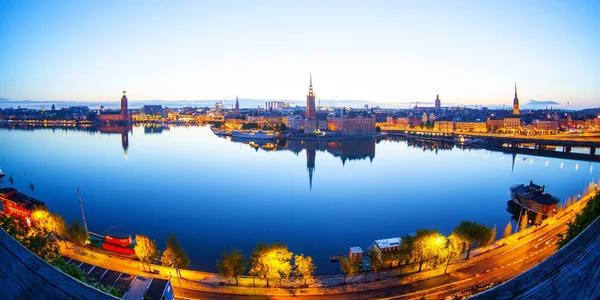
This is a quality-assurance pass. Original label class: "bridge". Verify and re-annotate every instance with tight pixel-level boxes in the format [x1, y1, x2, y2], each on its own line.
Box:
[385, 130, 600, 161]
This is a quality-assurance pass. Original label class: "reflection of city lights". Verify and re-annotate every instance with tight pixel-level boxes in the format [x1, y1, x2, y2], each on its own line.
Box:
[560, 162, 564, 168]
[591, 165, 593, 174]
[530, 159, 534, 164]
[545, 161, 549, 167]
[576, 163, 579, 171]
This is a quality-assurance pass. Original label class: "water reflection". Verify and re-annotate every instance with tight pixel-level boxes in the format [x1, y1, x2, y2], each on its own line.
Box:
[142, 123, 169, 134]
[227, 137, 379, 189]
[98, 124, 132, 157]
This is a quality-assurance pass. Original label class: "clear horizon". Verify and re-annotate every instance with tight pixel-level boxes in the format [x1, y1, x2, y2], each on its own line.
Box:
[1, 1, 599, 108]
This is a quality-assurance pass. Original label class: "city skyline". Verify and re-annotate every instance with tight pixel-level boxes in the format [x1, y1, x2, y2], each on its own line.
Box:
[1, 1, 599, 108]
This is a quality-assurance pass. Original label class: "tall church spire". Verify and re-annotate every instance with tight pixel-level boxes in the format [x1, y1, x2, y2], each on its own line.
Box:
[306, 73, 316, 119]
[513, 83, 520, 115]
[235, 95, 239, 111]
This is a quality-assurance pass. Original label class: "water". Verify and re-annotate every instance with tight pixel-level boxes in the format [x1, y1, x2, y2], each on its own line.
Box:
[0, 125, 598, 274]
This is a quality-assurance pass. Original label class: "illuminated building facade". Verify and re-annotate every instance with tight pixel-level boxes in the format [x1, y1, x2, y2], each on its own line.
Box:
[98, 90, 131, 123]
[0, 188, 46, 227]
[327, 114, 376, 136]
[454, 121, 487, 132]
[434, 120, 454, 132]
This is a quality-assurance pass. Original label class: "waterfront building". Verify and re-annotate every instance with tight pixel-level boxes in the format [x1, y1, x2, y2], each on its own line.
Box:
[98, 90, 131, 123]
[306, 74, 316, 120]
[454, 121, 487, 133]
[513, 83, 520, 115]
[246, 115, 285, 128]
[368, 237, 402, 266]
[434, 120, 454, 132]
[141, 105, 164, 116]
[285, 115, 304, 130]
[435, 94, 441, 110]
[537, 120, 559, 134]
[504, 116, 522, 132]
[304, 119, 318, 133]
[224, 115, 244, 127]
[0, 188, 45, 227]
[395, 117, 409, 127]
[429, 113, 436, 122]
[327, 113, 376, 136]
[349, 246, 363, 263]
[487, 116, 505, 132]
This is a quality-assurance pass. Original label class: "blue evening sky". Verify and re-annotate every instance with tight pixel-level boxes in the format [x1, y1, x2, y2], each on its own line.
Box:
[0, 0, 599, 108]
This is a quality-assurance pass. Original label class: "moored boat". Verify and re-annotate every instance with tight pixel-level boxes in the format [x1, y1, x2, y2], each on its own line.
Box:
[210, 126, 229, 136]
[506, 181, 560, 225]
[230, 130, 276, 140]
[0, 168, 5, 177]
[88, 227, 136, 257]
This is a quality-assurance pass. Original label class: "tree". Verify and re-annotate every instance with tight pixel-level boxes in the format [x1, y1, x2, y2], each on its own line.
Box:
[0, 215, 29, 240]
[161, 233, 190, 277]
[216, 249, 246, 285]
[557, 193, 600, 249]
[31, 207, 53, 233]
[293, 254, 316, 286]
[443, 233, 464, 274]
[368, 251, 384, 280]
[22, 231, 61, 262]
[397, 235, 415, 266]
[340, 257, 361, 284]
[534, 211, 543, 227]
[134, 235, 159, 271]
[279, 123, 287, 132]
[248, 242, 293, 287]
[412, 229, 446, 271]
[452, 221, 494, 259]
[68, 220, 89, 253]
[520, 213, 529, 233]
[503, 222, 512, 245]
[489, 224, 497, 246]
[51, 214, 68, 248]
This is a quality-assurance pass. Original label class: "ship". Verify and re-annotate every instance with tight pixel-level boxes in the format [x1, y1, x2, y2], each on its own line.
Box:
[88, 227, 136, 258]
[0, 168, 5, 177]
[210, 126, 229, 136]
[230, 130, 277, 140]
[506, 181, 560, 225]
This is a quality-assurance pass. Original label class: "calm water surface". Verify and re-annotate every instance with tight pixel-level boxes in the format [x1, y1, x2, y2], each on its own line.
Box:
[1, 125, 598, 274]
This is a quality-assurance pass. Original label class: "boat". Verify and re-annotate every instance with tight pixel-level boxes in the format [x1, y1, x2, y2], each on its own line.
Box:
[210, 126, 229, 136]
[0, 168, 5, 177]
[506, 181, 560, 225]
[88, 227, 137, 258]
[230, 130, 277, 140]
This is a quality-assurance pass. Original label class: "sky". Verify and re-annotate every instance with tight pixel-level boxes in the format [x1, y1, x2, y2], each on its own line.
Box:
[0, 0, 599, 108]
